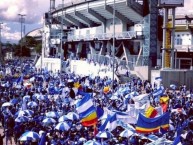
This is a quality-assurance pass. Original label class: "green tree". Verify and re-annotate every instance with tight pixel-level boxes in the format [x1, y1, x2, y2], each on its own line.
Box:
[18, 36, 38, 57]
[5, 41, 12, 52]
[13, 44, 20, 56]
[22, 45, 31, 57]
[34, 42, 42, 54]
[24, 36, 37, 47]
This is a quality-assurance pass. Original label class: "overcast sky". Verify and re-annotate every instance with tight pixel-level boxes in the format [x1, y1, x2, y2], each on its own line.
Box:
[0, 0, 192, 43]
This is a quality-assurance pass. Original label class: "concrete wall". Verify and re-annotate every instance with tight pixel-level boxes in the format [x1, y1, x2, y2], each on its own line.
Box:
[106, 18, 123, 33]
[151, 70, 161, 85]
[73, 26, 103, 36]
[133, 66, 150, 81]
[160, 69, 193, 89]
[70, 60, 118, 80]
[35, 57, 61, 72]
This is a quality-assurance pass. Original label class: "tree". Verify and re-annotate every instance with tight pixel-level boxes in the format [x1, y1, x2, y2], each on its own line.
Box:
[12, 43, 20, 56]
[34, 42, 42, 54]
[22, 45, 31, 57]
[5, 41, 12, 52]
[17, 36, 38, 57]
[22, 36, 37, 48]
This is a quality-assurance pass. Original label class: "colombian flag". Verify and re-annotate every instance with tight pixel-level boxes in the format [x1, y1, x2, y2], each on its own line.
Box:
[145, 105, 158, 118]
[136, 112, 170, 134]
[76, 93, 98, 126]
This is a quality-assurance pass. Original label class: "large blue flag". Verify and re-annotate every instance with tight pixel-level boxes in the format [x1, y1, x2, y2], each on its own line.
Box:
[136, 112, 169, 134]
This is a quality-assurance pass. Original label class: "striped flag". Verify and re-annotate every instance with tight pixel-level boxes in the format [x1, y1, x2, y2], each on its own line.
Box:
[99, 113, 117, 131]
[145, 105, 158, 118]
[76, 93, 98, 126]
[136, 112, 170, 134]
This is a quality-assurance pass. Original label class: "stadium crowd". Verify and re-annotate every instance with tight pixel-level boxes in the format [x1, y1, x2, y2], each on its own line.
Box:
[0, 59, 193, 145]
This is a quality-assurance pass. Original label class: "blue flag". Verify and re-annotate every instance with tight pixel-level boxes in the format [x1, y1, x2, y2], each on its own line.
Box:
[136, 112, 170, 134]
[96, 106, 104, 119]
[38, 132, 47, 145]
[16, 75, 23, 84]
[172, 135, 181, 145]
[99, 113, 117, 131]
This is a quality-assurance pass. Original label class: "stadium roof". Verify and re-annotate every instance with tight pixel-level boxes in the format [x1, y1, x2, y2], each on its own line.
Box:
[52, 0, 144, 28]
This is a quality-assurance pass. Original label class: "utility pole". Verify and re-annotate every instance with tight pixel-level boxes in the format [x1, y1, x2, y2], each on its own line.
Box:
[18, 14, 26, 57]
[60, 0, 64, 73]
[0, 22, 4, 65]
[112, 0, 115, 92]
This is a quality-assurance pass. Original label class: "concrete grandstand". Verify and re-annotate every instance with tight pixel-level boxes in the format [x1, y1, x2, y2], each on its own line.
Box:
[42, 0, 154, 68]
[33, 0, 193, 88]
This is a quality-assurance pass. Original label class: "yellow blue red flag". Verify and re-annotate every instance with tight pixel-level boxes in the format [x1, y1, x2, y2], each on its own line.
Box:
[76, 93, 98, 126]
[136, 112, 169, 134]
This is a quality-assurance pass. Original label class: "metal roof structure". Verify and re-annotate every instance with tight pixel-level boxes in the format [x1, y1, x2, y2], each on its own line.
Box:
[26, 28, 42, 41]
[51, 0, 144, 28]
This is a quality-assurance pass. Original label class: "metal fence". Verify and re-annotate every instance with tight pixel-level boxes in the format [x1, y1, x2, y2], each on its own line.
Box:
[67, 31, 139, 41]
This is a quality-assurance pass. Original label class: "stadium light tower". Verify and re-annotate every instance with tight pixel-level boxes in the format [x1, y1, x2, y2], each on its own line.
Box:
[50, 0, 55, 11]
[18, 14, 26, 57]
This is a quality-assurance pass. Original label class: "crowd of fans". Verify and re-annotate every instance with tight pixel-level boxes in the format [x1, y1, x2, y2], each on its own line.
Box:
[0, 59, 193, 145]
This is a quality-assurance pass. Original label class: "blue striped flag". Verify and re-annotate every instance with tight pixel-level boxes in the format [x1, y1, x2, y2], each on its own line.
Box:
[136, 112, 170, 134]
[99, 113, 117, 131]
[96, 106, 104, 119]
[76, 93, 98, 126]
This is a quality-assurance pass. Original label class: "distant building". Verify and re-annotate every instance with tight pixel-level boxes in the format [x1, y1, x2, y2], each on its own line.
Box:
[172, 15, 193, 69]
[26, 28, 43, 57]
[26, 28, 42, 42]
[31, 0, 193, 70]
